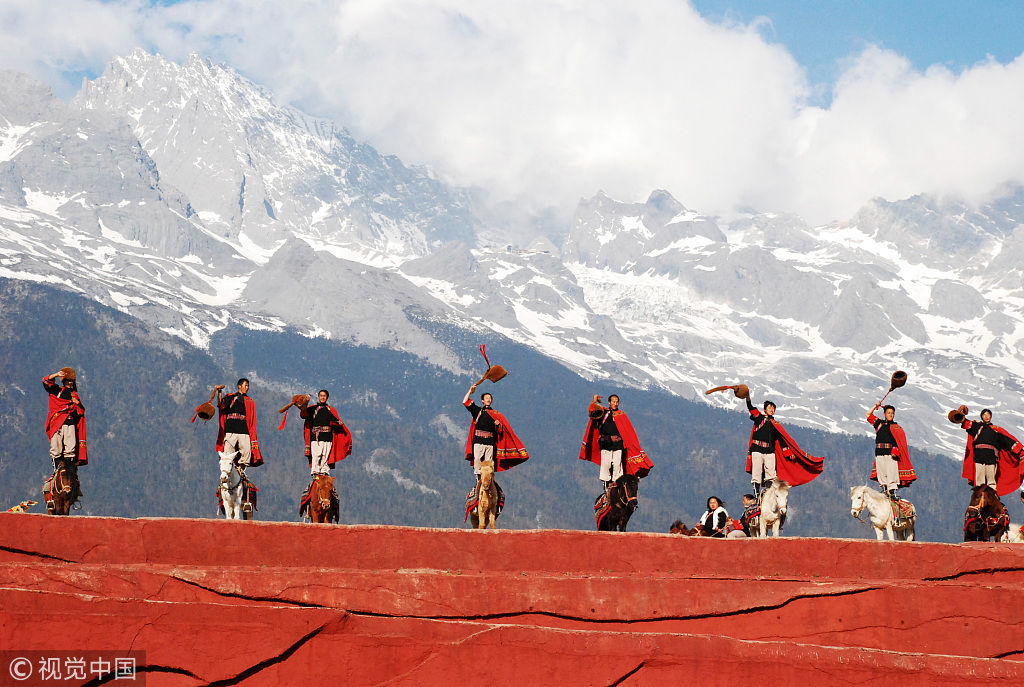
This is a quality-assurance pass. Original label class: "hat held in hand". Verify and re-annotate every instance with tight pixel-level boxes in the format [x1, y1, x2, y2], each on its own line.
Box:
[475, 344, 507, 385]
[60, 367, 76, 381]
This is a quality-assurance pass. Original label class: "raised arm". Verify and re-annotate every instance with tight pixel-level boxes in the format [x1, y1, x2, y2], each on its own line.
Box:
[463, 382, 478, 405]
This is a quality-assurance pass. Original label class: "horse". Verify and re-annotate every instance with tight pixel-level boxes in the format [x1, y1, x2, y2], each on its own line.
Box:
[470, 460, 499, 529]
[964, 485, 1008, 542]
[595, 474, 639, 531]
[219, 457, 256, 521]
[1002, 523, 1024, 543]
[759, 481, 790, 537]
[43, 463, 80, 516]
[850, 485, 916, 541]
[307, 474, 340, 524]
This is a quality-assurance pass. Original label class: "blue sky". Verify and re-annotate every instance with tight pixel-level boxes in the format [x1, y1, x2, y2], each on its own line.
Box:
[693, 0, 1024, 98]
[2, 1, 1024, 223]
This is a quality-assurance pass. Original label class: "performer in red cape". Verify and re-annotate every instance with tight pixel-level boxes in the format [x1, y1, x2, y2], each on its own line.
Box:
[579, 394, 653, 491]
[742, 395, 823, 492]
[299, 389, 352, 476]
[43, 369, 88, 483]
[216, 378, 264, 474]
[866, 402, 916, 500]
[463, 382, 528, 476]
[960, 409, 1024, 497]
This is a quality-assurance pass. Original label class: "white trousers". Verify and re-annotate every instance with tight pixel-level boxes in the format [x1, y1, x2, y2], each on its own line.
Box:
[750, 452, 776, 484]
[473, 444, 495, 475]
[875, 454, 900, 491]
[600, 449, 624, 482]
[975, 463, 998, 489]
[220, 433, 251, 472]
[49, 424, 77, 463]
[310, 440, 332, 475]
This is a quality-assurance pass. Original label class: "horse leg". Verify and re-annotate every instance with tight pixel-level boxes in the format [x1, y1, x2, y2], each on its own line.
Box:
[772, 520, 780, 537]
[884, 522, 895, 540]
[759, 518, 767, 538]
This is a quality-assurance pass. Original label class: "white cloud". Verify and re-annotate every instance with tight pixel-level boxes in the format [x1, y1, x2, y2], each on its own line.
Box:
[2, 0, 1024, 226]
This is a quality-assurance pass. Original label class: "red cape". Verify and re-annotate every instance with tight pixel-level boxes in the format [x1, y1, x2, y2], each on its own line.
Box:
[961, 420, 1024, 496]
[579, 408, 653, 479]
[216, 394, 264, 466]
[44, 378, 88, 465]
[745, 409, 823, 486]
[463, 401, 529, 471]
[300, 404, 352, 467]
[867, 412, 916, 487]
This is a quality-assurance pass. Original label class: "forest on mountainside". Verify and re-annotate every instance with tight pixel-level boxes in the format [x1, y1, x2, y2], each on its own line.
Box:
[0, 278, 982, 541]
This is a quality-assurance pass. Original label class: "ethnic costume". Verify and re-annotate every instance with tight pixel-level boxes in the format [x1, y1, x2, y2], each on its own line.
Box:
[463, 400, 529, 473]
[867, 411, 916, 495]
[43, 374, 88, 474]
[699, 498, 729, 538]
[217, 392, 264, 470]
[961, 417, 1024, 496]
[299, 402, 352, 475]
[579, 400, 653, 481]
[745, 403, 823, 488]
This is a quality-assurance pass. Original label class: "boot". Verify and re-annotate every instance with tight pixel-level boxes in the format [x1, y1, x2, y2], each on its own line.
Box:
[889, 489, 900, 501]
[752, 482, 761, 499]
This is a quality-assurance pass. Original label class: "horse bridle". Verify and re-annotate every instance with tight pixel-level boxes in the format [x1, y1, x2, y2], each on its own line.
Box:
[221, 464, 247, 492]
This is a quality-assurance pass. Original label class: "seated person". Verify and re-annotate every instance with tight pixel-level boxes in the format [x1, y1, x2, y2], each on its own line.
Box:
[698, 496, 729, 538]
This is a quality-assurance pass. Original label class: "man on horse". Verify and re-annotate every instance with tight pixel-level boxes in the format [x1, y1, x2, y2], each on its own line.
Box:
[299, 390, 352, 476]
[43, 368, 87, 487]
[866, 402, 916, 501]
[216, 378, 264, 474]
[960, 409, 1024, 495]
[462, 383, 529, 478]
[579, 394, 653, 493]
[742, 395, 823, 496]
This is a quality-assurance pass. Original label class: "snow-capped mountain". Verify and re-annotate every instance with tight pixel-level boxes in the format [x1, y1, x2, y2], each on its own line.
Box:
[3, 50, 1024, 458]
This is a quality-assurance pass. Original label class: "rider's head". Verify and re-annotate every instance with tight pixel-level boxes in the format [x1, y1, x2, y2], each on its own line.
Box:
[743, 493, 756, 505]
[707, 496, 722, 511]
[481, 392, 493, 407]
[62, 377, 76, 391]
[608, 394, 620, 410]
[318, 389, 329, 403]
[764, 401, 776, 416]
[883, 405, 895, 421]
[237, 378, 250, 394]
[981, 408, 993, 422]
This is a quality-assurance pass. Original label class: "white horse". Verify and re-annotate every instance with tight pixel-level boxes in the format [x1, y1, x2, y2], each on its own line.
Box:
[850, 485, 916, 541]
[219, 452, 247, 520]
[759, 481, 790, 537]
[1001, 523, 1024, 543]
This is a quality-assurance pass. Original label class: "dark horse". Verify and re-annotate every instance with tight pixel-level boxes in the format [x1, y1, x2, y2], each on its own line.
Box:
[595, 474, 639, 531]
[964, 485, 1009, 542]
[43, 462, 80, 516]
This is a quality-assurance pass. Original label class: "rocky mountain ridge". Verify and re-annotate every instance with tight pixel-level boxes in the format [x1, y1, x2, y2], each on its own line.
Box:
[3, 50, 1024, 457]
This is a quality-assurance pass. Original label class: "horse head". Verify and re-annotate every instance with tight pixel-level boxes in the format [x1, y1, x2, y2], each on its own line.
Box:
[849, 485, 866, 518]
[619, 474, 639, 513]
[771, 481, 790, 515]
[315, 474, 336, 511]
[479, 459, 495, 489]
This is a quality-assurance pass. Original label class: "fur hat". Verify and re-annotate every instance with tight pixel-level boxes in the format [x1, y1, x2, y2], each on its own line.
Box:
[195, 402, 215, 420]
[948, 405, 969, 423]
[733, 384, 749, 399]
[59, 366, 76, 381]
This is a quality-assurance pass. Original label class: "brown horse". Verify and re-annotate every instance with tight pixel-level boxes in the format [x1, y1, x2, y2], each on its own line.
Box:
[43, 463, 80, 516]
[964, 485, 1009, 542]
[669, 520, 713, 536]
[307, 474, 339, 524]
[471, 460, 499, 529]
